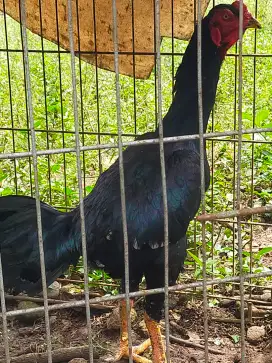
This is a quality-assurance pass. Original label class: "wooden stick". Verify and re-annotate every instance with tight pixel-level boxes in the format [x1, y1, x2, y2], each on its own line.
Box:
[0, 346, 99, 363]
[170, 321, 189, 337]
[174, 290, 272, 306]
[161, 326, 223, 355]
[197, 205, 272, 222]
[73, 291, 102, 298]
[56, 277, 120, 287]
[167, 335, 224, 355]
[255, 305, 272, 310]
[4, 294, 114, 311]
[217, 221, 237, 232]
[211, 317, 245, 324]
[209, 317, 262, 324]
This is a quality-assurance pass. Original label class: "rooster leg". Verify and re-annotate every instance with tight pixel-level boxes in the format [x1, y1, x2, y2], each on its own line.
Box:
[144, 312, 166, 363]
[144, 265, 168, 363]
[114, 299, 152, 363]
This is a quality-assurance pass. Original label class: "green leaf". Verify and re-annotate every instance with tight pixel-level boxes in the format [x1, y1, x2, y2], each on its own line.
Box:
[231, 335, 240, 344]
[51, 164, 60, 172]
[65, 187, 74, 196]
[243, 251, 251, 257]
[243, 134, 252, 141]
[242, 112, 252, 121]
[85, 185, 94, 193]
[255, 110, 269, 126]
[0, 173, 7, 182]
[187, 250, 203, 267]
[34, 120, 41, 128]
[1, 187, 13, 196]
[256, 247, 272, 259]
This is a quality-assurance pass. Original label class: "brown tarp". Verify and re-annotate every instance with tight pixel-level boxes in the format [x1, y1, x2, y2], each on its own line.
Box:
[0, 0, 210, 78]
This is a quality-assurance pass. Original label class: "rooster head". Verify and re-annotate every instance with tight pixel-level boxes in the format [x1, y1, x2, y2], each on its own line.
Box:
[207, 1, 261, 56]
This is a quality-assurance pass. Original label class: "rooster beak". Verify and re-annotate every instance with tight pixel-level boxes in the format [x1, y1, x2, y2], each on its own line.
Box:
[246, 16, 261, 29]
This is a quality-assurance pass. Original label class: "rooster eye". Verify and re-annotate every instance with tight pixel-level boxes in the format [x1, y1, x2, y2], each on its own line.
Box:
[223, 14, 229, 20]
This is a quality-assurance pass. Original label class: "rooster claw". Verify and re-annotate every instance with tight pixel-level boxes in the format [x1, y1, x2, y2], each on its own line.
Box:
[113, 338, 152, 363]
[113, 353, 151, 363]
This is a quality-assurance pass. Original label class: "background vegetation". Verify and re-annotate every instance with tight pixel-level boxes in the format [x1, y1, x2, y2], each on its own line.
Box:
[0, 0, 271, 291]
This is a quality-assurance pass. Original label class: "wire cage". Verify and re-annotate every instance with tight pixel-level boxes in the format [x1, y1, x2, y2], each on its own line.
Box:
[0, 0, 272, 362]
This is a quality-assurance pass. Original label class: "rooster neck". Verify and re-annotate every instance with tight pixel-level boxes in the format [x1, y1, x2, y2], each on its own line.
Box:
[162, 19, 223, 138]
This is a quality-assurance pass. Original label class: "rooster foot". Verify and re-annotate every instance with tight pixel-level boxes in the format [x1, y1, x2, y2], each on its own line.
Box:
[114, 338, 151, 363]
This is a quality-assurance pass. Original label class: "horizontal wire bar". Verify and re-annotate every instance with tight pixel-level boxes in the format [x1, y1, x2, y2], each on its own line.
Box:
[1, 127, 270, 145]
[0, 126, 136, 138]
[1, 127, 271, 160]
[3, 270, 272, 318]
[208, 137, 272, 145]
[1, 48, 272, 57]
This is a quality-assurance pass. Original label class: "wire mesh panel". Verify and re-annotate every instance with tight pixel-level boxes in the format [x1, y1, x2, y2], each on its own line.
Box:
[0, 0, 272, 363]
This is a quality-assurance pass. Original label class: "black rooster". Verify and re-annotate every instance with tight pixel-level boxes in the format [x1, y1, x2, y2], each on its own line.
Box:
[0, 2, 260, 362]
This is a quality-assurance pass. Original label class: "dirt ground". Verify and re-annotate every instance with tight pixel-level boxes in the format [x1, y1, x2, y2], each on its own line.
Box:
[0, 290, 272, 363]
[0, 227, 271, 363]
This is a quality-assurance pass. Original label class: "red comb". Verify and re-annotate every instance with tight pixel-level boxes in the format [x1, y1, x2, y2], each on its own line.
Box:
[231, 1, 249, 13]
[231, 1, 252, 20]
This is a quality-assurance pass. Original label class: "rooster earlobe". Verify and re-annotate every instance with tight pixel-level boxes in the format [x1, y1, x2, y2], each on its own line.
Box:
[210, 26, 221, 47]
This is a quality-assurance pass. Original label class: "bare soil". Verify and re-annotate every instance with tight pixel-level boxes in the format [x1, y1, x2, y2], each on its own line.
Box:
[0, 291, 272, 363]
[0, 228, 271, 363]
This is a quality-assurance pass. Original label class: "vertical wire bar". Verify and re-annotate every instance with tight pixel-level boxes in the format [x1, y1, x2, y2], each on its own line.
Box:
[38, 0, 52, 204]
[196, 0, 209, 360]
[232, 45, 238, 294]
[92, 0, 102, 175]
[131, 0, 137, 136]
[193, 220, 197, 281]
[111, 1, 133, 361]
[66, 1, 94, 361]
[0, 255, 10, 363]
[18, 0, 33, 197]
[249, 0, 258, 298]
[55, 0, 68, 211]
[153, 1, 158, 129]
[19, 0, 52, 361]
[210, 0, 216, 292]
[75, 0, 87, 196]
[171, 0, 175, 97]
[193, 0, 197, 284]
[237, 1, 246, 361]
[154, 0, 170, 361]
[3, 0, 18, 194]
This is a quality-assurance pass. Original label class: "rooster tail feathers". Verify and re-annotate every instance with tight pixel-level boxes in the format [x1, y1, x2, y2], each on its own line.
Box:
[0, 195, 80, 294]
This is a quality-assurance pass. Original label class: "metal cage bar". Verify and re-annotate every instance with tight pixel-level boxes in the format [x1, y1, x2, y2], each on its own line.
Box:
[237, 1, 246, 360]
[67, 0, 94, 361]
[196, 0, 209, 360]
[0, 127, 271, 160]
[19, 0, 53, 361]
[154, 0, 171, 360]
[0, 1, 271, 363]
[0, 255, 10, 363]
[112, 0, 133, 361]
[4, 270, 272, 318]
